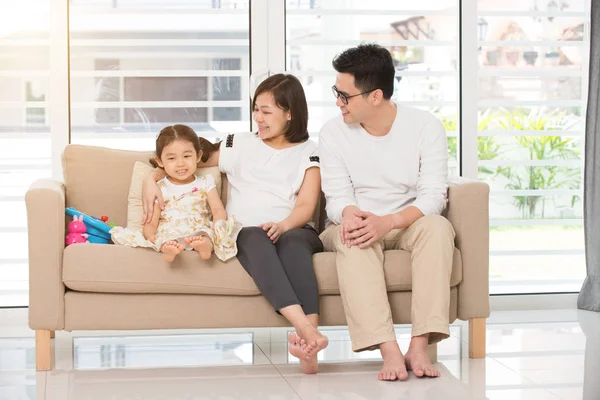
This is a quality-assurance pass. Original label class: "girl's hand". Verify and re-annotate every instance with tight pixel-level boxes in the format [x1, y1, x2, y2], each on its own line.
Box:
[258, 222, 287, 243]
[142, 177, 164, 224]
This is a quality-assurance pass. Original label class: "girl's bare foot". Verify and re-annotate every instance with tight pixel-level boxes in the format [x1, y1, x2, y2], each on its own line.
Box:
[297, 324, 328, 359]
[185, 236, 213, 260]
[161, 241, 184, 262]
[288, 332, 318, 374]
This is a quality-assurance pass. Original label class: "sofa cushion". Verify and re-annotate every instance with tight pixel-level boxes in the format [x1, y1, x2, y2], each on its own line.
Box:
[62, 145, 223, 229]
[63, 244, 260, 296]
[62, 144, 324, 233]
[63, 145, 153, 228]
[62, 244, 463, 296]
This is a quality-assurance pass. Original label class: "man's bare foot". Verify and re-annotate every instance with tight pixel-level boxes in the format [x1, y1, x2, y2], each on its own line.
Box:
[161, 241, 184, 262]
[405, 350, 440, 378]
[185, 236, 213, 260]
[288, 332, 318, 374]
[297, 324, 328, 359]
[404, 336, 440, 378]
[378, 340, 409, 381]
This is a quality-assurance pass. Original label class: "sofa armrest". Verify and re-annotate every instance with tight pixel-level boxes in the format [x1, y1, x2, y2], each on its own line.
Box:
[446, 177, 490, 320]
[25, 179, 66, 330]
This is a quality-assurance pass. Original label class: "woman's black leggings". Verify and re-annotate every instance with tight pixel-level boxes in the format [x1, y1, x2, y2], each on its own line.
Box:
[236, 226, 323, 315]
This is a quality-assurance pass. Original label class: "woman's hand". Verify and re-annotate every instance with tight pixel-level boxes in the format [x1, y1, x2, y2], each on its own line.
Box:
[142, 176, 164, 224]
[258, 222, 288, 244]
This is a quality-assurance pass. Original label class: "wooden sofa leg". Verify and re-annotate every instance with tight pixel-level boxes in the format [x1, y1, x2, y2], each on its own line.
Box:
[35, 330, 52, 371]
[50, 330, 55, 339]
[469, 318, 486, 359]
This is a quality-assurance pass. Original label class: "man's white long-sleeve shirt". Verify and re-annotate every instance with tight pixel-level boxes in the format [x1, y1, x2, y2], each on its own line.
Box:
[319, 105, 449, 225]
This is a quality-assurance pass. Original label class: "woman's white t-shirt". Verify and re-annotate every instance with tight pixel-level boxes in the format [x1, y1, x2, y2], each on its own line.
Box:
[218, 133, 320, 227]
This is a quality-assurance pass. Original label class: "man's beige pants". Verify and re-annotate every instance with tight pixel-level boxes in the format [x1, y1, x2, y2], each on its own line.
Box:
[320, 215, 455, 352]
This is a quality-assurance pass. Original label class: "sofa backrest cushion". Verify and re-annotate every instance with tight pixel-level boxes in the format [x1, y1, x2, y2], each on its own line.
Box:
[62, 144, 324, 231]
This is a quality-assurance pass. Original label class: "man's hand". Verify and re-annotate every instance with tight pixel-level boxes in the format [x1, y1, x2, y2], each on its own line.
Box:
[259, 222, 288, 244]
[339, 212, 364, 247]
[347, 211, 395, 249]
[142, 176, 165, 224]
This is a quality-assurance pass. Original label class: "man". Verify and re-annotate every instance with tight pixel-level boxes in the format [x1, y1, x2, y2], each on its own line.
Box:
[319, 44, 455, 381]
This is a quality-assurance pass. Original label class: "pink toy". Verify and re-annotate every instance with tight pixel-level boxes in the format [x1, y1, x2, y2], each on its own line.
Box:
[66, 215, 89, 245]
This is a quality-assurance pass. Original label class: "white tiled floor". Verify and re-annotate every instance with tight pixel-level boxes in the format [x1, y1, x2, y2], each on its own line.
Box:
[0, 308, 598, 400]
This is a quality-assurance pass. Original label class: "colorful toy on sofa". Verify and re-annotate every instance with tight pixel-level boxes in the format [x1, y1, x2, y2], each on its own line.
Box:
[65, 207, 112, 245]
[66, 215, 89, 245]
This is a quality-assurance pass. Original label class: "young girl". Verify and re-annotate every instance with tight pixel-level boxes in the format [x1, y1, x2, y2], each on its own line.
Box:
[142, 74, 327, 374]
[111, 124, 240, 263]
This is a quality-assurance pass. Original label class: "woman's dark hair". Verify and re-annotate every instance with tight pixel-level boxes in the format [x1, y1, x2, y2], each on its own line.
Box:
[332, 44, 395, 100]
[197, 136, 220, 163]
[149, 124, 220, 167]
[253, 73, 309, 143]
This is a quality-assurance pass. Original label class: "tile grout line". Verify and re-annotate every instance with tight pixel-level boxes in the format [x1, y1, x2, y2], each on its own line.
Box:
[254, 340, 274, 367]
[273, 365, 304, 400]
[546, 386, 583, 400]
[258, 332, 305, 400]
[261, 340, 304, 400]
[543, 388, 566, 400]
[485, 352, 563, 396]
[254, 337, 303, 398]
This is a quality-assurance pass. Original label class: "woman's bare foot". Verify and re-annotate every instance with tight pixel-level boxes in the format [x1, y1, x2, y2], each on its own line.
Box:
[161, 241, 184, 262]
[404, 335, 440, 378]
[297, 324, 328, 359]
[379, 340, 409, 381]
[185, 236, 213, 260]
[288, 332, 318, 374]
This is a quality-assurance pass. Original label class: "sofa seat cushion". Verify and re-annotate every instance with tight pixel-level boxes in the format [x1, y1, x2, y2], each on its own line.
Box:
[314, 248, 463, 295]
[63, 244, 463, 296]
[63, 244, 260, 296]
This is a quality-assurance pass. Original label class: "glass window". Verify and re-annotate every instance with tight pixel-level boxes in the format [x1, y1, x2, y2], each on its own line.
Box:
[0, 0, 51, 306]
[0, 0, 593, 305]
[477, 0, 588, 293]
[285, 0, 459, 173]
[69, 0, 251, 150]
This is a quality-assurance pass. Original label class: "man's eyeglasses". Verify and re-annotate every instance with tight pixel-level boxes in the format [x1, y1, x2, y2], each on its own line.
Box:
[331, 85, 377, 105]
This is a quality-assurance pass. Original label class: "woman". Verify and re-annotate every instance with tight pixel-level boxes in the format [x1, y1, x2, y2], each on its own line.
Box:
[142, 74, 326, 374]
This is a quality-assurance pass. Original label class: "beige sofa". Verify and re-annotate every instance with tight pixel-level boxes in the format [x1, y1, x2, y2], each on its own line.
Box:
[26, 144, 490, 371]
